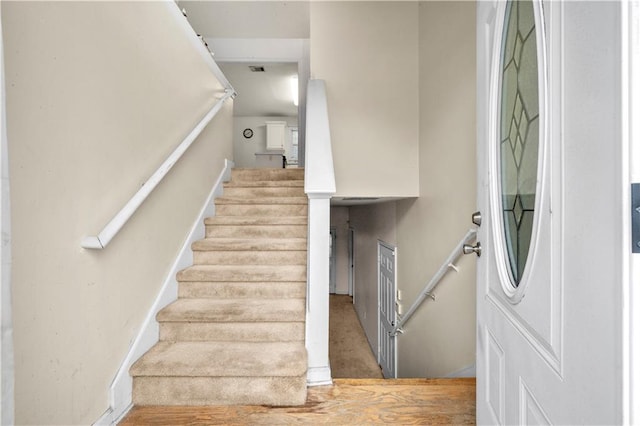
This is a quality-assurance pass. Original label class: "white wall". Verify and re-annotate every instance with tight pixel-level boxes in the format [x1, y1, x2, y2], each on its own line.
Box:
[233, 116, 297, 168]
[310, 2, 419, 199]
[2, 2, 233, 424]
[395, 1, 477, 377]
[348, 202, 397, 355]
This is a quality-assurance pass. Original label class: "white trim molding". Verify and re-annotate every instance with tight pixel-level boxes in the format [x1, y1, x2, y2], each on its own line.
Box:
[445, 363, 476, 379]
[93, 160, 234, 426]
[623, 1, 640, 424]
[0, 7, 15, 424]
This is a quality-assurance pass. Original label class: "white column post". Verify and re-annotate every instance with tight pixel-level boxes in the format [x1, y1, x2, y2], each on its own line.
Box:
[305, 196, 332, 385]
[304, 79, 335, 386]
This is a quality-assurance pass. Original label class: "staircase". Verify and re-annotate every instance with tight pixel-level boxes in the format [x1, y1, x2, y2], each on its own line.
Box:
[130, 168, 309, 406]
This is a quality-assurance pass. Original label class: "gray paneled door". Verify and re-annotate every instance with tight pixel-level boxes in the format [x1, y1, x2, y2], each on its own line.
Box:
[378, 241, 396, 378]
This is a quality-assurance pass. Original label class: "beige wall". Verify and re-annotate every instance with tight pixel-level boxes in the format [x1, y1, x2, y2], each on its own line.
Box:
[3, 2, 233, 424]
[310, 2, 419, 198]
[179, 1, 310, 39]
[349, 202, 397, 354]
[395, 1, 477, 377]
[322, 1, 476, 378]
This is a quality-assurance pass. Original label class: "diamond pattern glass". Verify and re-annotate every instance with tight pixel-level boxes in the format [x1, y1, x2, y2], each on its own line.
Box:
[499, 0, 539, 286]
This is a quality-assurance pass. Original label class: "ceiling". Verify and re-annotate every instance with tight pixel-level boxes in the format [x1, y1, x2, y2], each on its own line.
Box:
[219, 62, 298, 117]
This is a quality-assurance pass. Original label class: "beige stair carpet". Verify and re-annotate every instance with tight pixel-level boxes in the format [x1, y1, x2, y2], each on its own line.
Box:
[130, 168, 308, 406]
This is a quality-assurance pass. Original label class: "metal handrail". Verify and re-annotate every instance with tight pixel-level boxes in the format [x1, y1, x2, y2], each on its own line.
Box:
[81, 1, 236, 249]
[390, 228, 478, 336]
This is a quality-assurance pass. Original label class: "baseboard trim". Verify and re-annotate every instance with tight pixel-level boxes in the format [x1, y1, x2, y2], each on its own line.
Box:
[93, 159, 234, 426]
[444, 363, 476, 378]
[306, 366, 333, 387]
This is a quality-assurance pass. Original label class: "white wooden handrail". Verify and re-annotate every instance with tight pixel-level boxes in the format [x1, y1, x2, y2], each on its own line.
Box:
[82, 90, 234, 249]
[82, 1, 236, 250]
[391, 228, 478, 336]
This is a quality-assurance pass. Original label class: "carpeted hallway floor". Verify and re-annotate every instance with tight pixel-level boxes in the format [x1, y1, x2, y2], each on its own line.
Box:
[329, 294, 384, 378]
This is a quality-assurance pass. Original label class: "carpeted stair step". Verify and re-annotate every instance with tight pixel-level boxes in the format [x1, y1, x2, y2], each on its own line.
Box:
[160, 320, 305, 342]
[192, 237, 307, 252]
[205, 223, 307, 238]
[131, 341, 307, 406]
[204, 216, 307, 226]
[193, 250, 307, 266]
[179, 281, 305, 299]
[223, 185, 305, 198]
[157, 298, 305, 342]
[216, 202, 307, 217]
[231, 168, 304, 182]
[215, 196, 308, 205]
[157, 298, 305, 322]
[177, 264, 306, 282]
[224, 180, 304, 188]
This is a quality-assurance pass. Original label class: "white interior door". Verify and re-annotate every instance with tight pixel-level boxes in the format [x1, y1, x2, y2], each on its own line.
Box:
[329, 228, 337, 294]
[476, 1, 624, 424]
[378, 241, 396, 378]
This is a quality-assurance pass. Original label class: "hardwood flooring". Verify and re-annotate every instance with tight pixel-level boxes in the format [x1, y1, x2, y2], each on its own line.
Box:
[120, 378, 476, 425]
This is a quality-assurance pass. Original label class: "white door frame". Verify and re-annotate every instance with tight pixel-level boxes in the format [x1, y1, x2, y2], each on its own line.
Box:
[0, 9, 15, 424]
[623, 1, 640, 423]
[348, 227, 354, 298]
[329, 227, 337, 294]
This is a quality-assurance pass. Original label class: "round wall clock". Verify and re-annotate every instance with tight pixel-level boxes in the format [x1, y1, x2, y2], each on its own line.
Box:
[243, 128, 253, 139]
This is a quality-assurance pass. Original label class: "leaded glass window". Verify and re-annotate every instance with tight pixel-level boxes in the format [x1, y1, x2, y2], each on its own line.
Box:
[499, 0, 539, 286]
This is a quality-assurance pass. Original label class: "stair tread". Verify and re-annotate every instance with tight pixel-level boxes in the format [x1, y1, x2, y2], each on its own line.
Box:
[225, 181, 304, 188]
[192, 238, 307, 251]
[204, 216, 307, 225]
[157, 298, 305, 322]
[177, 264, 306, 282]
[230, 168, 305, 182]
[131, 341, 307, 377]
[178, 281, 305, 299]
[216, 196, 308, 205]
[160, 321, 305, 342]
[181, 264, 307, 271]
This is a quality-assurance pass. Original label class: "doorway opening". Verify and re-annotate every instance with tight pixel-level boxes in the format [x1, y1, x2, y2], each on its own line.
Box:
[328, 207, 384, 379]
[217, 62, 299, 169]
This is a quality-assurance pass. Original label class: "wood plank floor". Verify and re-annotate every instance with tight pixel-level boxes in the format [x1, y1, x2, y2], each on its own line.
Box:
[119, 378, 476, 425]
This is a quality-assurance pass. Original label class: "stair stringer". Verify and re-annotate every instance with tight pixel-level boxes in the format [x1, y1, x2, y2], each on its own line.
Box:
[93, 159, 234, 426]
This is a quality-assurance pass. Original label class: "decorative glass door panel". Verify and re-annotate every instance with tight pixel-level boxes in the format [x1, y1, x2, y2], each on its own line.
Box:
[499, 0, 539, 286]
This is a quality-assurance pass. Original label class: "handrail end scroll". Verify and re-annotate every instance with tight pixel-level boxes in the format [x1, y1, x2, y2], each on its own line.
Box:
[82, 236, 104, 250]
